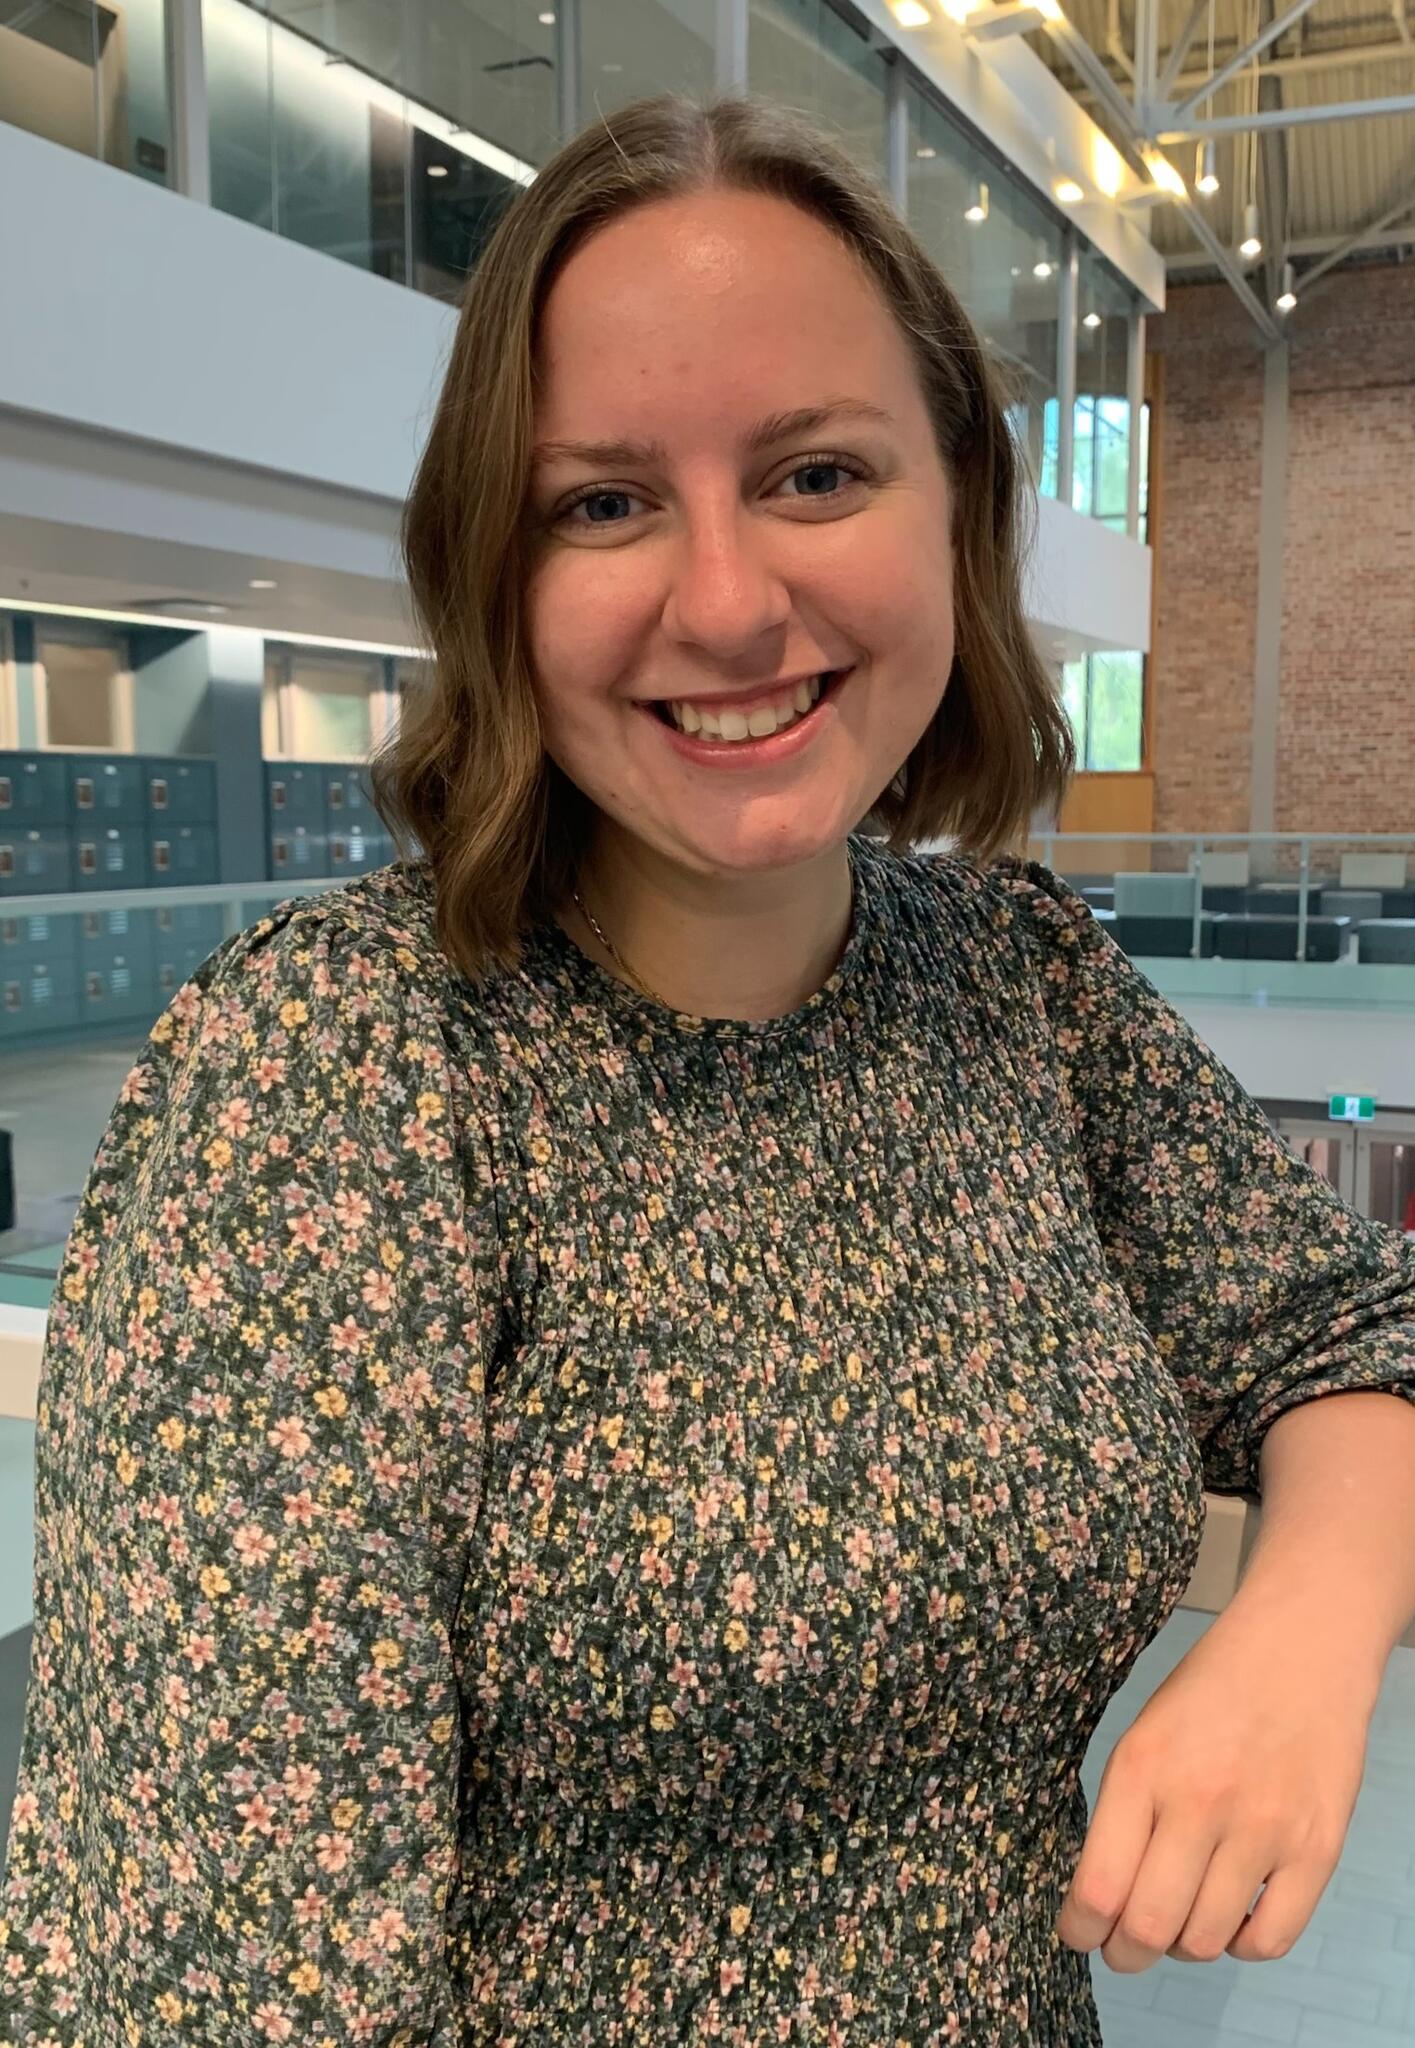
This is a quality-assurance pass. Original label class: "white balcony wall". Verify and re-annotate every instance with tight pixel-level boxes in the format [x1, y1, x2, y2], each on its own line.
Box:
[0, 121, 1149, 657]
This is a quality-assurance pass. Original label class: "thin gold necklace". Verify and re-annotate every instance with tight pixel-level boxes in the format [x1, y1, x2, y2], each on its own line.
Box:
[570, 883, 669, 1008]
[571, 865, 857, 1013]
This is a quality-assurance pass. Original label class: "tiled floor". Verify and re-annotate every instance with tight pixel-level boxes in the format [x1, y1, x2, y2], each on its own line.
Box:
[1082, 1615, 1415, 2044]
[2, 1041, 1413, 2040]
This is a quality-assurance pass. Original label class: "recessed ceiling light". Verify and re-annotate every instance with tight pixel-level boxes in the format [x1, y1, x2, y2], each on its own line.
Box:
[427, 163, 448, 178]
[1054, 178, 1084, 204]
[249, 578, 277, 590]
[915, 145, 937, 159]
[538, 9, 555, 21]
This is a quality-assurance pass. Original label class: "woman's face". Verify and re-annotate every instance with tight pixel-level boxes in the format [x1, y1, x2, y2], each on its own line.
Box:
[523, 186, 957, 885]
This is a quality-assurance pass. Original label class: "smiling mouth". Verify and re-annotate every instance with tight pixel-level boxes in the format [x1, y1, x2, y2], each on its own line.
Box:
[648, 669, 851, 742]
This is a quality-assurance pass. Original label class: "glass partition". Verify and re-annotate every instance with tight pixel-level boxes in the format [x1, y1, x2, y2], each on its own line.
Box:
[581, 0, 714, 123]
[1073, 248, 1136, 529]
[0, 0, 172, 184]
[748, 0, 890, 186]
[204, 0, 546, 297]
[904, 77, 1063, 497]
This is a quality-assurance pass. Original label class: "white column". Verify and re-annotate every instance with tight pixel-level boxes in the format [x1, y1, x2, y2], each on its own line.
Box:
[556, 0, 581, 143]
[166, 0, 211, 205]
[1249, 338, 1289, 839]
[715, 0, 748, 91]
[1125, 306, 1146, 539]
[1055, 229, 1079, 509]
[885, 56, 909, 215]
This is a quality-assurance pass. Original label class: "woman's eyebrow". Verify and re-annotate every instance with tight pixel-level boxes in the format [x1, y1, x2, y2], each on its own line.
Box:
[530, 399, 897, 473]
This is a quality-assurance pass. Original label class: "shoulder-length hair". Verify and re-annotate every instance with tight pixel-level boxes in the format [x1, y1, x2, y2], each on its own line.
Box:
[369, 89, 1075, 985]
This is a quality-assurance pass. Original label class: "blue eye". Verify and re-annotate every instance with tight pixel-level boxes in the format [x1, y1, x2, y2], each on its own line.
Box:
[552, 454, 869, 530]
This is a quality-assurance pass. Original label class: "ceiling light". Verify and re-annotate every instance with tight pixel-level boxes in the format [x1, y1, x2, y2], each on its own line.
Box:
[964, 179, 989, 222]
[1033, 246, 1054, 278]
[1276, 261, 1297, 312]
[963, 0, 1048, 34]
[538, 10, 555, 21]
[1141, 147, 1186, 199]
[1240, 201, 1262, 259]
[426, 162, 448, 178]
[1035, 0, 1063, 18]
[891, 0, 932, 23]
[1054, 177, 1084, 204]
[1195, 141, 1219, 194]
[1082, 309, 1102, 328]
[941, 0, 976, 17]
[0, 596, 422, 656]
[249, 578, 277, 590]
[1091, 134, 1124, 198]
[915, 145, 937, 159]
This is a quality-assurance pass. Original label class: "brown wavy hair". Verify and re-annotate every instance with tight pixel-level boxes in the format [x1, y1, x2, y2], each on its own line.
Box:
[369, 89, 1075, 986]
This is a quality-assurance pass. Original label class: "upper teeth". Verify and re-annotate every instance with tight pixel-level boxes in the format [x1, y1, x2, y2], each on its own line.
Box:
[667, 674, 826, 739]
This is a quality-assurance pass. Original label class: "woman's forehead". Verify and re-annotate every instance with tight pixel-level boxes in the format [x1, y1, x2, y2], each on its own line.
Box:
[541, 190, 885, 340]
[533, 200, 916, 431]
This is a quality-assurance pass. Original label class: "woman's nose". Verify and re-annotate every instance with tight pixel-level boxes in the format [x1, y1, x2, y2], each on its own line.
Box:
[659, 507, 793, 657]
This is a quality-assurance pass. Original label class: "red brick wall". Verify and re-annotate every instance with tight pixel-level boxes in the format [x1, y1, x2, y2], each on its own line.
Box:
[1147, 261, 1415, 839]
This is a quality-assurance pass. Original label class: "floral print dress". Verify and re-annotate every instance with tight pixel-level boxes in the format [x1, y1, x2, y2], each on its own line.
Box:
[3, 832, 1414, 2048]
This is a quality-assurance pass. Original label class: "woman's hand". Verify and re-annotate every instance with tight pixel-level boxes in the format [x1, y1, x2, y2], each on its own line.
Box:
[1055, 1600, 1378, 1972]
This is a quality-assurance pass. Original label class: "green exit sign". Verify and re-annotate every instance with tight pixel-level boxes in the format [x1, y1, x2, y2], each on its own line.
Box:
[1329, 1095, 1376, 1123]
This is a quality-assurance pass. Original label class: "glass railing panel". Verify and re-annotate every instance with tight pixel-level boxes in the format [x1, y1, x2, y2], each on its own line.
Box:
[1021, 831, 1415, 1008]
[748, 0, 890, 187]
[203, 0, 545, 294]
[902, 74, 1063, 499]
[0, 0, 172, 186]
[581, 0, 714, 125]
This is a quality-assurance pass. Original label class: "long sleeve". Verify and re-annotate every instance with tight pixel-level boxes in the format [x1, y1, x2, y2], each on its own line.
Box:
[0, 891, 504, 2045]
[986, 854, 1415, 1503]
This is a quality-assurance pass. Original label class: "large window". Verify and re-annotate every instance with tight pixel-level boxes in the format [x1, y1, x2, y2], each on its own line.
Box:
[904, 78, 1063, 498]
[1062, 649, 1144, 771]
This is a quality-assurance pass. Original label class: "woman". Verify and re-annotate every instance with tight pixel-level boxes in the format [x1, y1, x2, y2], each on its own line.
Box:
[4, 92, 1415, 2048]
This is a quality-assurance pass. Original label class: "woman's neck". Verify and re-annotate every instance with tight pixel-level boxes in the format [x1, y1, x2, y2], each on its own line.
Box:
[559, 833, 856, 1022]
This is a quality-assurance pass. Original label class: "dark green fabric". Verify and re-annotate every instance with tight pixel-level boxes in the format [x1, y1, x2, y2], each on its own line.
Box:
[4, 834, 1413, 2045]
